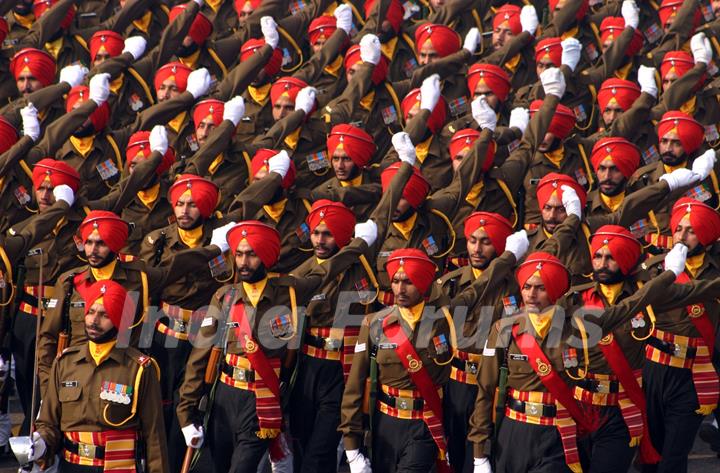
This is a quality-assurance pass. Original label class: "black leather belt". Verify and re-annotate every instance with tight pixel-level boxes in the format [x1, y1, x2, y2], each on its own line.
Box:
[451, 357, 479, 375]
[63, 439, 105, 460]
[647, 336, 696, 358]
[576, 378, 620, 394]
[507, 397, 557, 417]
[304, 332, 343, 351]
[378, 390, 424, 411]
[220, 361, 256, 382]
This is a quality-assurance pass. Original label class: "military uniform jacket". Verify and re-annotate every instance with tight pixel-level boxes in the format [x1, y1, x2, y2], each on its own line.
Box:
[309, 167, 383, 222]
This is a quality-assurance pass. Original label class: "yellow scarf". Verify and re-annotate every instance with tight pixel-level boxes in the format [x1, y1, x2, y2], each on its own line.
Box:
[393, 212, 417, 240]
[168, 111, 187, 134]
[685, 253, 705, 278]
[324, 55, 344, 77]
[13, 12, 34, 30]
[471, 267, 483, 279]
[91, 259, 117, 281]
[381, 36, 399, 60]
[398, 301, 425, 330]
[89, 340, 116, 366]
[248, 83, 272, 104]
[208, 153, 224, 174]
[178, 225, 204, 248]
[680, 96, 697, 116]
[109, 74, 124, 94]
[528, 307, 555, 339]
[599, 282, 623, 305]
[137, 183, 160, 209]
[179, 49, 201, 69]
[561, 25, 579, 40]
[415, 136, 433, 164]
[600, 191, 625, 212]
[284, 128, 302, 150]
[206, 0, 223, 11]
[263, 198, 287, 222]
[614, 62, 632, 80]
[340, 174, 363, 187]
[663, 160, 687, 174]
[243, 277, 268, 307]
[133, 10, 152, 33]
[544, 145, 565, 168]
[45, 37, 64, 60]
[465, 181, 485, 207]
[504, 53, 521, 74]
[359, 90, 375, 111]
[70, 135, 95, 158]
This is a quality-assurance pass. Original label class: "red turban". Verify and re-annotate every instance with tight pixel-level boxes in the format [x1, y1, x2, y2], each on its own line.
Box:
[590, 225, 642, 275]
[306, 200, 356, 248]
[10, 48, 56, 87]
[169, 4, 213, 45]
[79, 211, 129, 253]
[0, 18, 8, 45]
[241, 38, 282, 77]
[89, 30, 124, 63]
[599, 17, 644, 56]
[660, 51, 697, 81]
[84, 280, 129, 329]
[193, 99, 224, 128]
[32, 158, 80, 192]
[381, 162, 430, 208]
[66, 86, 110, 132]
[126, 131, 176, 176]
[344, 44, 389, 85]
[308, 15, 337, 45]
[385, 248, 437, 295]
[549, 0, 588, 20]
[591, 137, 640, 179]
[493, 4, 522, 35]
[169, 174, 219, 219]
[365, 0, 404, 33]
[251, 149, 296, 189]
[154, 62, 193, 93]
[657, 111, 704, 155]
[449, 129, 496, 173]
[270, 77, 308, 106]
[401, 88, 447, 133]
[0, 117, 19, 155]
[327, 124, 376, 168]
[234, 0, 262, 15]
[659, 0, 701, 28]
[670, 197, 720, 246]
[536, 172, 587, 211]
[529, 100, 575, 139]
[535, 37, 562, 66]
[467, 63, 512, 102]
[227, 221, 281, 268]
[464, 211, 513, 254]
[414, 24, 461, 58]
[598, 78, 641, 112]
[516, 252, 570, 303]
[33, 0, 75, 30]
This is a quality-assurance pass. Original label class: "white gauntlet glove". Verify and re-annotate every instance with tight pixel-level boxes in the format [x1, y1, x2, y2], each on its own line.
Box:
[223, 96, 246, 126]
[294, 86, 317, 114]
[691, 32, 712, 65]
[181, 424, 204, 448]
[88, 73, 111, 105]
[637, 65, 658, 98]
[665, 243, 688, 276]
[692, 149, 717, 180]
[621, 0, 640, 29]
[334, 4, 353, 34]
[149, 125, 168, 155]
[267, 150, 291, 178]
[561, 38, 581, 72]
[53, 184, 75, 207]
[354, 220, 378, 246]
[520, 5, 539, 35]
[59, 64, 88, 88]
[540, 67, 566, 98]
[122, 36, 147, 60]
[186, 68, 212, 99]
[505, 230, 529, 260]
[346, 449, 372, 473]
[360, 34, 381, 65]
[261, 16, 279, 49]
[660, 168, 699, 191]
[463, 27, 481, 54]
[419, 74, 441, 112]
[392, 132, 416, 166]
[20, 103, 40, 141]
[561, 184, 582, 219]
[472, 96, 497, 131]
[509, 107, 529, 134]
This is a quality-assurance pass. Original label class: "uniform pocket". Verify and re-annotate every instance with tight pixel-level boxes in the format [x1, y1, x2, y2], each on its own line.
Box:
[59, 385, 82, 403]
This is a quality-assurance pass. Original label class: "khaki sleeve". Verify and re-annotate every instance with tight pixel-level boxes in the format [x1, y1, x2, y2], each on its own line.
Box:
[35, 359, 63, 459]
[37, 278, 70, 395]
[587, 181, 672, 231]
[2, 201, 70, 264]
[213, 44, 274, 101]
[184, 121, 237, 176]
[139, 361, 170, 473]
[468, 321, 501, 457]
[339, 317, 371, 450]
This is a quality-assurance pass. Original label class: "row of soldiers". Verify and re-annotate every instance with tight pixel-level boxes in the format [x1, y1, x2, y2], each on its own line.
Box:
[0, 0, 718, 472]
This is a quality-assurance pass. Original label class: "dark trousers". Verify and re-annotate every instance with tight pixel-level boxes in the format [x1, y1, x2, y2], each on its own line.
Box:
[149, 330, 193, 473]
[372, 411, 438, 473]
[642, 361, 704, 473]
[289, 355, 344, 473]
[58, 459, 103, 473]
[11, 310, 37, 435]
[578, 405, 636, 473]
[209, 381, 270, 473]
[495, 417, 572, 473]
[443, 379, 477, 473]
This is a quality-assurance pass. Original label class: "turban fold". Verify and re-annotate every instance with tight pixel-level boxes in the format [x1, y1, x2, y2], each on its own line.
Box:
[33, 0, 75, 30]
[467, 63, 512, 102]
[590, 225, 642, 275]
[227, 221, 281, 268]
[154, 62, 192, 93]
[32, 158, 80, 192]
[306, 200, 356, 248]
[327, 124, 376, 168]
[234, 0, 262, 15]
[169, 4, 212, 45]
[0, 117, 18, 155]
[365, 0, 403, 33]
[344, 44, 389, 85]
[535, 37, 562, 65]
[241, 39, 282, 77]
[529, 100, 576, 139]
[308, 15, 337, 45]
[464, 212, 513, 254]
[493, 4, 522, 35]
[670, 197, 720, 246]
[516, 252, 569, 303]
[549, 0, 588, 20]
[381, 162, 430, 208]
[89, 30, 124, 62]
[598, 78, 641, 112]
[590, 137, 641, 178]
[414, 24, 461, 58]
[599, 17, 644, 56]
[385, 248, 436, 294]
[657, 111, 704, 155]
[10, 48, 56, 87]
[270, 77, 308, 105]
[536, 172, 587, 210]
[251, 149, 296, 189]
[79, 211, 129, 253]
[449, 129, 496, 172]
[193, 99, 225, 128]
[84, 280, 129, 329]
[126, 131, 176, 176]
[169, 174, 219, 218]
[658, 0, 701, 28]
[401, 88, 447, 133]
[660, 51, 695, 79]
[66, 86, 110, 132]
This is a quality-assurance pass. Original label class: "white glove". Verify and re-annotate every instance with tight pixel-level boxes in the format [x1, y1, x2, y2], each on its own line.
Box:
[509, 107, 529, 134]
[360, 34, 381, 65]
[53, 184, 75, 207]
[192, 0, 204, 6]
[660, 168, 699, 191]
[186, 68, 212, 99]
[27, 432, 46, 462]
[520, 5, 539, 35]
[463, 27, 481, 54]
[270, 453, 294, 473]
[88, 73, 110, 105]
[0, 358, 9, 382]
[561, 38, 582, 72]
[267, 150, 291, 178]
[472, 96, 497, 131]
[420, 74, 441, 111]
[621, 0, 640, 29]
[505, 230, 529, 260]
[691, 32, 712, 65]
[354, 220, 378, 246]
[637, 65, 658, 98]
[540, 67, 566, 98]
[294, 86, 317, 114]
[122, 36, 147, 60]
[261, 16, 279, 49]
[59, 64, 88, 88]
[181, 424, 204, 448]
[223, 96, 246, 126]
[692, 149, 717, 180]
[665, 243, 688, 276]
[334, 4, 353, 34]
[392, 132, 416, 166]
[20, 103, 40, 141]
[473, 457, 493, 473]
[561, 184, 582, 219]
[211, 223, 234, 253]
[149, 125, 168, 155]
[346, 449, 372, 473]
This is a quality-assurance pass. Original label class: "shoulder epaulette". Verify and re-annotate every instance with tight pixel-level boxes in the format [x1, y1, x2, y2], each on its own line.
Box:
[58, 345, 82, 358]
[439, 267, 464, 285]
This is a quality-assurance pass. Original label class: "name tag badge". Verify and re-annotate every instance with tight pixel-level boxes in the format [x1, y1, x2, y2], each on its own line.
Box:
[509, 353, 528, 362]
[378, 342, 398, 350]
[310, 293, 326, 301]
[70, 301, 85, 309]
[61, 380, 78, 388]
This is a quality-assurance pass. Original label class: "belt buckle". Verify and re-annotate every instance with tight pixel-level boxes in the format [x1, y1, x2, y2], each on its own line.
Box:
[465, 361, 478, 375]
[672, 343, 685, 358]
[595, 381, 609, 394]
[232, 367, 250, 382]
[396, 397, 414, 410]
[324, 337, 341, 351]
[172, 318, 187, 333]
[78, 443, 97, 459]
[525, 401, 543, 417]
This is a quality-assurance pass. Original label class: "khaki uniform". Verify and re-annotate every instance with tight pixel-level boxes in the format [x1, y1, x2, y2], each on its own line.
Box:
[309, 167, 383, 222]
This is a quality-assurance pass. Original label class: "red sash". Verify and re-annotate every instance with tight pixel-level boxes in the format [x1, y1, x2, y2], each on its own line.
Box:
[674, 272, 716, 353]
[382, 317, 452, 473]
[582, 289, 661, 464]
